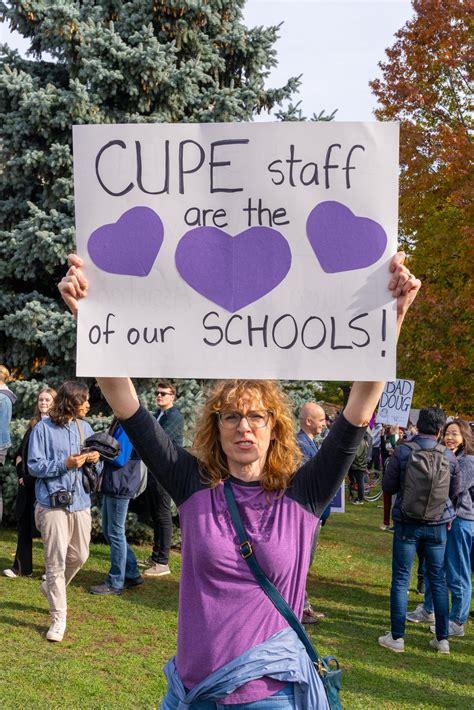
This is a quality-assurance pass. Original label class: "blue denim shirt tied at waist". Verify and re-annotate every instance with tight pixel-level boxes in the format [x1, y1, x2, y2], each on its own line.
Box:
[28, 417, 102, 512]
[162, 627, 329, 710]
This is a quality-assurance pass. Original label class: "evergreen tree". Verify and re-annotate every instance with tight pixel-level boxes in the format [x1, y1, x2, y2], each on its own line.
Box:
[0, 0, 300, 388]
[0, 2, 341, 525]
[0, 0, 306, 521]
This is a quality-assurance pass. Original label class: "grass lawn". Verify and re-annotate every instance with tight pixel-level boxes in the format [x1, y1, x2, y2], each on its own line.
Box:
[0, 499, 472, 709]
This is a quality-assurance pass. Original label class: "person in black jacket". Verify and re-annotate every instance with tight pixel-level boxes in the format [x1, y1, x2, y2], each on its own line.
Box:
[348, 432, 370, 504]
[3, 388, 56, 578]
[89, 419, 144, 596]
[138, 381, 184, 578]
[126, 379, 363, 707]
[378, 407, 459, 655]
[407, 419, 474, 637]
[59, 250, 421, 707]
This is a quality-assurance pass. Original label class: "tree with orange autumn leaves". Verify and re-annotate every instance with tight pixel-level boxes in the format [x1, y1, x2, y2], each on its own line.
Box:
[371, 0, 472, 415]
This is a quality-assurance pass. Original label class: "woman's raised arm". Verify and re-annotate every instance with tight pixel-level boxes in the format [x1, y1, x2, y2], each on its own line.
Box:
[58, 255, 140, 421]
[96, 377, 140, 421]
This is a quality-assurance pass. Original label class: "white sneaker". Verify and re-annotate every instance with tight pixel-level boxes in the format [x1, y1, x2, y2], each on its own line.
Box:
[448, 621, 465, 637]
[40, 581, 48, 598]
[430, 637, 450, 654]
[46, 617, 66, 642]
[429, 621, 465, 637]
[143, 563, 171, 578]
[378, 631, 405, 653]
[2, 568, 18, 578]
[406, 604, 435, 623]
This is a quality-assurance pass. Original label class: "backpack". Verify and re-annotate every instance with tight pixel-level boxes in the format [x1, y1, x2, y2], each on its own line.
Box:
[108, 421, 133, 468]
[101, 457, 148, 499]
[103, 420, 147, 499]
[400, 442, 451, 521]
[132, 459, 148, 499]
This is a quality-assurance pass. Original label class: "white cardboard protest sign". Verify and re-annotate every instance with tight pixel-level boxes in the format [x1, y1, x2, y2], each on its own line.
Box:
[376, 379, 415, 427]
[73, 122, 399, 379]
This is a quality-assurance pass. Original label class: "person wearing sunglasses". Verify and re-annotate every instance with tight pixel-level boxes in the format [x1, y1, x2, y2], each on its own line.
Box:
[59, 253, 420, 709]
[138, 382, 184, 578]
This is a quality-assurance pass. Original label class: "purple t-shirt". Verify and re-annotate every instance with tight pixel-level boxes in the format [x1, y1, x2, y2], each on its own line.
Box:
[123, 406, 364, 704]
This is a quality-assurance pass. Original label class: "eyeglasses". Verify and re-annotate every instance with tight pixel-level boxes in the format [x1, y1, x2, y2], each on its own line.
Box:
[217, 410, 272, 430]
[156, 390, 173, 397]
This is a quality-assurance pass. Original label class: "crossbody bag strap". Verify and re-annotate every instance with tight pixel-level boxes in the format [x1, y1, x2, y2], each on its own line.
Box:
[76, 419, 84, 448]
[44, 420, 82, 497]
[72, 418, 86, 492]
[108, 417, 118, 436]
[223, 479, 319, 665]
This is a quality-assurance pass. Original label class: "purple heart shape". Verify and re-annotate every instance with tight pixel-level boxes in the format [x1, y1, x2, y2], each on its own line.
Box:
[87, 206, 164, 276]
[306, 201, 387, 273]
[175, 226, 292, 312]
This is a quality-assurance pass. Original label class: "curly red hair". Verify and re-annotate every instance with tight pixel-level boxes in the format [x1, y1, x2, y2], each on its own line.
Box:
[192, 380, 301, 491]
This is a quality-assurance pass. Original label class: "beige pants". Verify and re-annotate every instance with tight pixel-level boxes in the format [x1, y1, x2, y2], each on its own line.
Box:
[35, 504, 91, 620]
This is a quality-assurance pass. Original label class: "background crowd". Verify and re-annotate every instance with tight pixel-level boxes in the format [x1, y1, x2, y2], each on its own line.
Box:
[1, 364, 472, 655]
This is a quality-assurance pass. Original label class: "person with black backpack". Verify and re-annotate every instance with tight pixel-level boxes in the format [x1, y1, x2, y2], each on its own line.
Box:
[407, 418, 473, 637]
[89, 418, 145, 596]
[378, 407, 459, 654]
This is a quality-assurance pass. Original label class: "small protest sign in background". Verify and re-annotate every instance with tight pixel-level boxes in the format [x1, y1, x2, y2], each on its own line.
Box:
[73, 122, 399, 379]
[329, 483, 345, 513]
[376, 379, 415, 427]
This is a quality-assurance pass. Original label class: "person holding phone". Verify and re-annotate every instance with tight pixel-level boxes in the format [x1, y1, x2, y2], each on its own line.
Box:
[28, 381, 102, 642]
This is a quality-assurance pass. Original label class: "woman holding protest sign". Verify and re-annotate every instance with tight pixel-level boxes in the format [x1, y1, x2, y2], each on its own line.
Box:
[59, 253, 420, 708]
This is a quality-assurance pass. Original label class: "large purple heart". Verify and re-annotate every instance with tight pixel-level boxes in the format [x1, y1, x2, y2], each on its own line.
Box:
[175, 226, 292, 312]
[306, 201, 387, 273]
[87, 206, 164, 276]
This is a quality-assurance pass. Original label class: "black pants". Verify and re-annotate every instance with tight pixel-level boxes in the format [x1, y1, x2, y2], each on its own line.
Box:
[12, 482, 39, 576]
[349, 467, 365, 502]
[303, 520, 322, 610]
[146, 476, 172, 565]
[370, 446, 381, 471]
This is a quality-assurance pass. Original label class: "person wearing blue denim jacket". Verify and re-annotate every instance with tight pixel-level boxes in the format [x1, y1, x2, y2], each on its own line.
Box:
[29, 416, 97, 511]
[379, 407, 458, 655]
[0, 365, 17, 526]
[0, 364, 17, 463]
[0, 390, 13, 451]
[28, 381, 102, 643]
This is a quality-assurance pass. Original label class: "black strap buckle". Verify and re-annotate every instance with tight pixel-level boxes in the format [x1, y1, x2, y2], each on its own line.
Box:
[239, 541, 253, 559]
